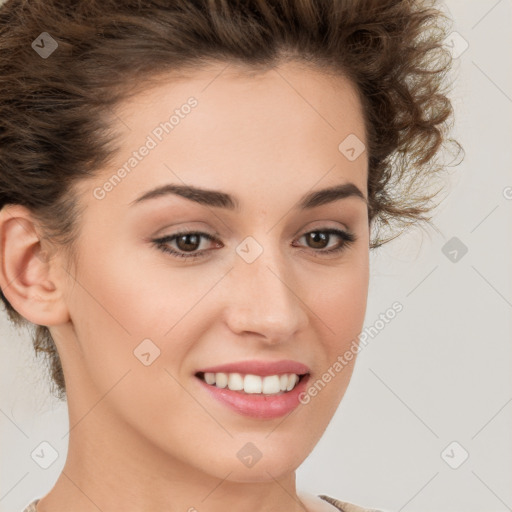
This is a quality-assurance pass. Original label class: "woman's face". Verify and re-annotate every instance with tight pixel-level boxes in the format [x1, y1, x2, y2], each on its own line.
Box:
[54, 60, 370, 482]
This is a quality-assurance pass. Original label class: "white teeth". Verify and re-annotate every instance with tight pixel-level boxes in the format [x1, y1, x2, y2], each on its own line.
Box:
[286, 374, 299, 391]
[228, 372, 244, 391]
[214, 372, 228, 388]
[244, 374, 262, 394]
[262, 375, 280, 394]
[204, 372, 216, 385]
[200, 372, 302, 394]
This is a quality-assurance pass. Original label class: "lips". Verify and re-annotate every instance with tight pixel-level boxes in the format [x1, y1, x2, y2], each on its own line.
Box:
[195, 359, 311, 376]
[195, 372, 311, 419]
[193, 359, 311, 419]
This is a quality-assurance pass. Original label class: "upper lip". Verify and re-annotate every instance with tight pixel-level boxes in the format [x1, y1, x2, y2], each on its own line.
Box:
[195, 359, 311, 376]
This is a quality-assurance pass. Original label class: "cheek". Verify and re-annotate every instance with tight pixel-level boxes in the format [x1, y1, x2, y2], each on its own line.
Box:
[309, 259, 369, 343]
[302, 255, 369, 404]
[296, 275, 368, 430]
[64, 237, 222, 398]
[62, 243, 172, 388]
[318, 279, 367, 324]
[68, 237, 187, 340]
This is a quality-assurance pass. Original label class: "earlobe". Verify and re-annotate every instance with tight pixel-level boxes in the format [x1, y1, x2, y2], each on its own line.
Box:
[0, 204, 70, 326]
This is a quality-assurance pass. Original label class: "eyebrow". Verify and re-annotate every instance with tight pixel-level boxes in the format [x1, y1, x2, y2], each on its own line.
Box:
[129, 182, 367, 210]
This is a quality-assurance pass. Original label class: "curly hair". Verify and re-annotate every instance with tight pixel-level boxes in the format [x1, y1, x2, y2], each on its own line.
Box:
[0, 0, 460, 399]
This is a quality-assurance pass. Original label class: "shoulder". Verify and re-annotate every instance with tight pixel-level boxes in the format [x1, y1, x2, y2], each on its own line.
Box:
[22, 499, 39, 512]
[318, 494, 385, 512]
[299, 491, 384, 512]
[23, 495, 385, 512]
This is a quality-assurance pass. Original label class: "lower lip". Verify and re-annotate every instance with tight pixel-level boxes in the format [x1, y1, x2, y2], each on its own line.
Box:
[195, 374, 310, 419]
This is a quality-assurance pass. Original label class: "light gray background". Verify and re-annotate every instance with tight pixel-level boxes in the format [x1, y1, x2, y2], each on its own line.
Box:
[1, 1, 511, 511]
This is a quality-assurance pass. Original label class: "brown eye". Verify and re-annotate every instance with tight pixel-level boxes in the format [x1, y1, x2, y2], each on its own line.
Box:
[153, 231, 221, 260]
[295, 228, 356, 256]
[304, 231, 330, 249]
[176, 233, 201, 252]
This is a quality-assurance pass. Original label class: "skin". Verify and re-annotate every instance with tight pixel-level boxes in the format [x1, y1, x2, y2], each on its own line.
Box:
[0, 60, 370, 512]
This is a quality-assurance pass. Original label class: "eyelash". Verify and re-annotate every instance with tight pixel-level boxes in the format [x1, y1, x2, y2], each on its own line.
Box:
[152, 228, 356, 260]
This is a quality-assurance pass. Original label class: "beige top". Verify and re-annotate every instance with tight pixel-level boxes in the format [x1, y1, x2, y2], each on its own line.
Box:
[23, 495, 382, 512]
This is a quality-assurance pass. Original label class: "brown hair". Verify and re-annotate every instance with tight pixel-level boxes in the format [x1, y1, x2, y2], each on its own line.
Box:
[0, 0, 460, 398]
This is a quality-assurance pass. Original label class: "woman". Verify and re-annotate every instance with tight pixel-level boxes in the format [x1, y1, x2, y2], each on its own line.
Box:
[0, 0, 458, 511]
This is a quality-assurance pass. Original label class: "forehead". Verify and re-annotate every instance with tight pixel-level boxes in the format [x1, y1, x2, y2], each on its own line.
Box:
[115, 59, 366, 138]
[80, 60, 368, 210]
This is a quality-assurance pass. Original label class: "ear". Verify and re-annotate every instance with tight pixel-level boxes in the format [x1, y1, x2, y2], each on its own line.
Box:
[0, 204, 70, 326]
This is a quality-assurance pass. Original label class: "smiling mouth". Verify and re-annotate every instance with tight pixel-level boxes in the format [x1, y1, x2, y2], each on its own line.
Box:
[195, 371, 308, 395]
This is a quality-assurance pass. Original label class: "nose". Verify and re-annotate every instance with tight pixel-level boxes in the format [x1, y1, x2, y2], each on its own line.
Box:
[223, 244, 309, 343]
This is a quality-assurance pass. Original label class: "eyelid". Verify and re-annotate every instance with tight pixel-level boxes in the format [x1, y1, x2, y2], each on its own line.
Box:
[151, 230, 222, 261]
[152, 226, 356, 260]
